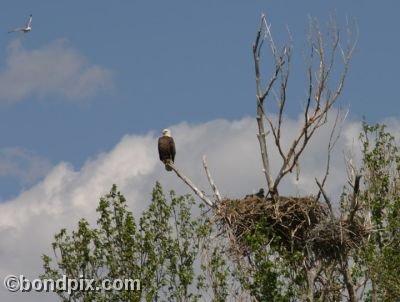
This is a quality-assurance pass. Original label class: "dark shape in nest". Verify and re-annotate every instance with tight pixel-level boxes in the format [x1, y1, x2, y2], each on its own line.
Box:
[214, 196, 368, 261]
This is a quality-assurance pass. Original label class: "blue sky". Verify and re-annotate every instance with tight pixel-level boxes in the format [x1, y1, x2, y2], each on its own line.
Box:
[0, 2, 400, 300]
[0, 1, 399, 200]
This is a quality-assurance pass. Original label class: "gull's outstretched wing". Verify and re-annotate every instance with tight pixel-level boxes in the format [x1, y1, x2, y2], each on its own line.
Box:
[8, 27, 23, 33]
[26, 14, 32, 27]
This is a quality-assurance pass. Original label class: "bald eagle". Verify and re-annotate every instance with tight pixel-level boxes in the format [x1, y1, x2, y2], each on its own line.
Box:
[255, 188, 265, 198]
[244, 188, 265, 199]
[158, 129, 176, 171]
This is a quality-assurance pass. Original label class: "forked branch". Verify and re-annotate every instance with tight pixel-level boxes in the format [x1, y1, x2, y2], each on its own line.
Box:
[252, 14, 357, 196]
[253, 14, 289, 196]
[316, 108, 349, 201]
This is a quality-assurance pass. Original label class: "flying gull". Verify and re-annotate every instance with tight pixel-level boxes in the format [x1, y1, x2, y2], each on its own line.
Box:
[8, 14, 32, 33]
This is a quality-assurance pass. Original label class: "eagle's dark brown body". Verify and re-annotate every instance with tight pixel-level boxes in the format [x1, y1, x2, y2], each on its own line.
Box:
[158, 135, 176, 171]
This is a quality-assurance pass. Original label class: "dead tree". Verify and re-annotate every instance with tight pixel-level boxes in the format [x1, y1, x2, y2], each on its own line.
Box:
[245, 14, 360, 301]
[253, 15, 355, 198]
[168, 13, 364, 302]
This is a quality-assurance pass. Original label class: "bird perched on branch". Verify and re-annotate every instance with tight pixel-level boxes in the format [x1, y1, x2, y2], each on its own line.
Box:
[158, 128, 176, 171]
[9, 14, 32, 34]
[245, 188, 265, 199]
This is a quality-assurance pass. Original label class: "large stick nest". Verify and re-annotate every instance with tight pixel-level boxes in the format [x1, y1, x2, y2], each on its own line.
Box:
[214, 196, 368, 261]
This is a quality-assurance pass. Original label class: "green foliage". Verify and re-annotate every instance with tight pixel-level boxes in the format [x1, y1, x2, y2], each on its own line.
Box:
[42, 182, 218, 302]
[199, 234, 231, 302]
[238, 219, 304, 302]
[357, 123, 400, 300]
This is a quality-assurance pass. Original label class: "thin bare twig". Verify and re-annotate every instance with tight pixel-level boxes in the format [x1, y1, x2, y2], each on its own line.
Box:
[202, 155, 222, 203]
[269, 18, 355, 194]
[253, 14, 278, 195]
[344, 151, 362, 223]
[315, 178, 334, 219]
[316, 109, 349, 200]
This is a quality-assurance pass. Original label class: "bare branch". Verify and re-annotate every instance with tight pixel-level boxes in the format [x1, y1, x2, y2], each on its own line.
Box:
[315, 178, 334, 219]
[340, 255, 357, 302]
[348, 174, 361, 222]
[202, 155, 222, 203]
[345, 156, 362, 223]
[168, 164, 215, 207]
[253, 14, 279, 195]
[262, 16, 277, 58]
[316, 108, 349, 200]
[269, 18, 356, 193]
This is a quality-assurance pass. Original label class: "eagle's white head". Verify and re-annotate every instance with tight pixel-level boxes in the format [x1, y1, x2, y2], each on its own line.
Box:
[162, 128, 171, 137]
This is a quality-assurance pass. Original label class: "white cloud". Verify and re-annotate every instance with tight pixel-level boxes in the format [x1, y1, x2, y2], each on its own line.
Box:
[0, 116, 398, 301]
[0, 147, 52, 197]
[0, 39, 113, 103]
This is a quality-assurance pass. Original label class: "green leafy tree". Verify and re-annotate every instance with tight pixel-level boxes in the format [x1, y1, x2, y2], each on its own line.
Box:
[42, 182, 224, 302]
[355, 123, 400, 301]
